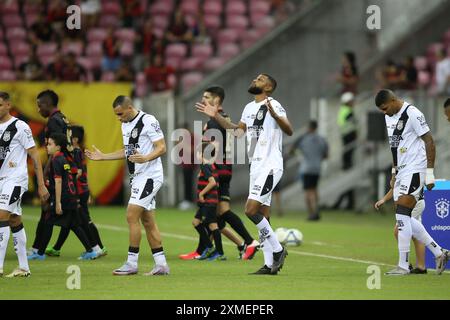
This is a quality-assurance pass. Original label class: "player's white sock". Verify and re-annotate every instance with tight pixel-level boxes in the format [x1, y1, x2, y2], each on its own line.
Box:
[261, 239, 274, 268]
[12, 226, 30, 272]
[0, 225, 11, 270]
[92, 245, 101, 252]
[396, 214, 412, 270]
[256, 218, 283, 253]
[152, 247, 167, 266]
[127, 247, 139, 267]
[411, 217, 442, 257]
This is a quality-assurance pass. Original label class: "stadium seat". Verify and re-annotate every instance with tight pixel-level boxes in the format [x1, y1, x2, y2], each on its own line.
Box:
[180, 57, 201, 71]
[202, 56, 227, 71]
[226, 15, 249, 31]
[24, 13, 39, 27]
[101, 71, 116, 82]
[240, 28, 261, 48]
[115, 28, 137, 42]
[418, 71, 431, 87]
[13, 55, 29, 68]
[37, 43, 58, 56]
[0, 56, 13, 70]
[0, 29, 3, 40]
[62, 42, 84, 56]
[152, 15, 170, 30]
[120, 41, 134, 57]
[216, 29, 239, 44]
[203, 0, 223, 15]
[0, 70, 16, 81]
[9, 42, 30, 56]
[181, 72, 203, 91]
[192, 43, 213, 60]
[0, 42, 7, 55]
[203, 15, 222, 29]
[135, 72, 146, 84]
[149, 1, 174, 16]
[23, 2, 41, 14]
[1, 14, 23, 28]
[180, 0, 199, 16]
[87, 29, 108, 42]
[0, 1, 19, 14]
[218, 43, 240, 60]
[153, 28, 165, 39]
[102, 2, 121, 15]
[165, 56, 182, 70]
[414, 56, 428, 71]
[165, 43, 188, 59]
[250, 1, 271, 15]
[39, 55, 55, 67]
[226, 1, 247, 15]
[6, 27, 27, 41]
[86, 42, 103, 57]
[99, 15, 121, 28]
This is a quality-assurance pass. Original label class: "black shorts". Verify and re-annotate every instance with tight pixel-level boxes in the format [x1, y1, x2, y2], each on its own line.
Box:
[303, 174, 320, 190]
[218, 177, 231, 203]
[47, 208, 81, 229]
[196, 205, 218, 225]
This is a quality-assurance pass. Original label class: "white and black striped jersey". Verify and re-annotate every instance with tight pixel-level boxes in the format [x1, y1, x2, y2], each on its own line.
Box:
[0, 117, 35, 188]
[385, 102, 429, 179]
[240, 98, 286, 175]
[121, 111, 164, 182]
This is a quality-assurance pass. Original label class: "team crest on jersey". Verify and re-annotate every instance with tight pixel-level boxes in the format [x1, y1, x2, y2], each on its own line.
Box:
[435, 198, 450, 219]
[2, 131, 10, 142]
[131, 128, 138, 139]
[396, 120, 404, 130]
[257, 111, 264, 120]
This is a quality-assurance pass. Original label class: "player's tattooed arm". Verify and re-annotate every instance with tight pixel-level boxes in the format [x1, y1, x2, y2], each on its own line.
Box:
[27, 147, 50, 202]
[421, 132, 435, 169]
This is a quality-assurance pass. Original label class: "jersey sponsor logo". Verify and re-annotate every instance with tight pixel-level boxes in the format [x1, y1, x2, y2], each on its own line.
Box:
[417, 115, 427, 127]
[63, 164, 71, 171]
[400, 147, 407, 154]
[389, 135, 403, 148]
[0, 193, 10, 201]
[24, 129, 33, 139]
[0, 146, 10, 160]
[8, 161, 17, 168]
[125, 143, 140, 156]
[131, 187, 139, 195]
[151, 122, 161, 133]
[399, 184, 408, 192]
[435, 198, 450, 219]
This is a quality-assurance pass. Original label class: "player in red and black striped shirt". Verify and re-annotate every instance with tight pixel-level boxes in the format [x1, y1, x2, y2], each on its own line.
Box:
[192, 142, 225, 261]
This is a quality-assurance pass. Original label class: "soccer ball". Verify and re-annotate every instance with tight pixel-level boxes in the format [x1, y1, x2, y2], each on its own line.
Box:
[275, 228, 303, 246]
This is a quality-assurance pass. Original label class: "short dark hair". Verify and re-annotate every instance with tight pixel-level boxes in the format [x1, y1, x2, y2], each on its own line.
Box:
[309, 120, 318, 130]
[0, 92, 10, 101]
[262, 74, 277, 93]
[205, 86, 225, 104]
[49, 133, 68, 150]
[37, 90, 59, 107]
[375, 89, 396, 107]
[444, 98, 450, 108]
[112, 95, 131, 108]
[70, 125, 85, 143]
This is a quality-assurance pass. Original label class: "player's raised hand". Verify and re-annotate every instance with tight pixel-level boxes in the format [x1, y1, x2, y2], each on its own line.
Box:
[265, 98, 279, 119]
[85, 145, 104, 161]
[128, 151, 148, 163]
[196, 100, 218, 118]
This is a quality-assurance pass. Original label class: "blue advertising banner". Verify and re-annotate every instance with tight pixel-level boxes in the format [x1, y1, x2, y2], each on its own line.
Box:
[423, 180, 450, 270]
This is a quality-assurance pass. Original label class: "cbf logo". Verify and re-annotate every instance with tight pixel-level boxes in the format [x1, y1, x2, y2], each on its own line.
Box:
[435, 198, 450, 219]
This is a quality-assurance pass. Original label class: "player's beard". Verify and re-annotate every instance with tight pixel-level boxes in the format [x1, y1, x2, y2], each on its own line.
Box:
[248, 85, 263, 95]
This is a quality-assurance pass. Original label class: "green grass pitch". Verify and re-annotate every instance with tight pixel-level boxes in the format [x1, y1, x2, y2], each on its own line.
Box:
[1, 205, 449, 300]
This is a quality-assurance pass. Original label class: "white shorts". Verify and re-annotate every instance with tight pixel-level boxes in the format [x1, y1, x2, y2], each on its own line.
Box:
[393, 172, 424, 202]
[248, 169, 283, 206]
[128, 177, 162, 211]
[0, 179, 26, 216]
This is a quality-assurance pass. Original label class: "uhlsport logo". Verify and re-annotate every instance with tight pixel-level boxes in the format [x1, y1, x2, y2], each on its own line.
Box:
[435, 198, 450, 219]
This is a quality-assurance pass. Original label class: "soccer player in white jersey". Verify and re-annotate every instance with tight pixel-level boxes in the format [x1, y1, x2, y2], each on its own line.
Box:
[85, 96, 169, 276]
[0, 92, 49, 277]
[375, 89, 450, 275]
[196, 74, 293, 275]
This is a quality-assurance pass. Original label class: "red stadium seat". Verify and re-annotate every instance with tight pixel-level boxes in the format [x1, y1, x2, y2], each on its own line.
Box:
[226, 1, 247, 15]
[250, 1, 271, 15]
[99, 15, 121, 28]
[165, 56, 182, 69]
[9, 42, 30, 56]
[149, 1, 174, 16]
[203, 15, 222, 29]
[23, 2, 41, 14]
[218, 43, 240, 60]
[6, 27, 27, 41]
[115, 28, 137, 42]
[86, 42, 103, 57]
[192, 43, 213, 60]
[24, 13, 39, 27]
[0, 56, 13, 70]
[62, 42, 84, 56]
[418, 71, 431, 87]
[0, 42, 7, 55]
[181, 72, 203, 91]
[1, 14, 23, 28]
[180, 57, 201, 71]
[203, 56, 227, 72]
[180, 0, 199, 16]
[203, 0, 223, 15]
[101, 71, 116, 82]
[165, 43, 188, 59]
[37, 42, 58, 56]
[216, 29, 239, 44]
[226, 15, 249, 31]
[0, 1, 19, 14]
[0, 70, 16, 81]
[120, 41, 134, 56]
[87, 28, 108, 42]
[102, 2, 121, 15]
[135, 72, 146, 85]
[253, 16, 275, 34]
[152, 15, 170, 30]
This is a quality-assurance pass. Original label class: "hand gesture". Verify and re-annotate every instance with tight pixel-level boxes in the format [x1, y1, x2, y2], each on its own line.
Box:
[85, 145, 104, 161]
[374, 198, 385, 210]
[128, 151, 148, 164]
[196, 100, 219, 118]
[266, 98, 279, 120]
